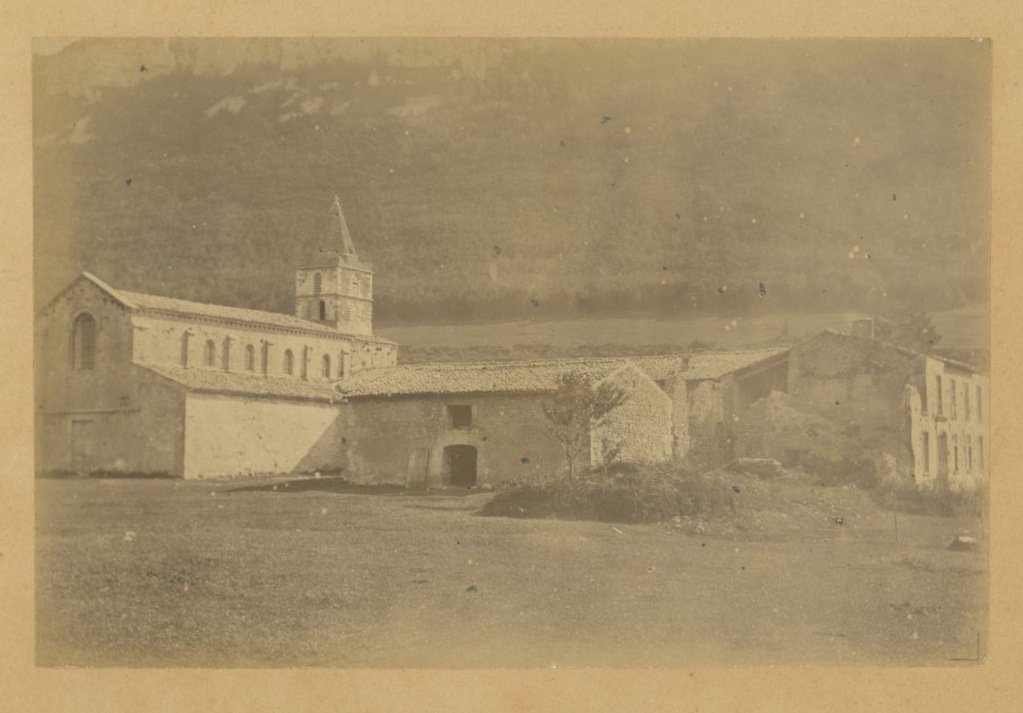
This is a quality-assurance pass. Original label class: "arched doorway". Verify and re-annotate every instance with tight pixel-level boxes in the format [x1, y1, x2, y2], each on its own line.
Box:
[443, 445, 478, 487]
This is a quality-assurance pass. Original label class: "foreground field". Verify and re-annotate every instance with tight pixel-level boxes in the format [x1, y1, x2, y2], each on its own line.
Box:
[36, 476, 985, 667]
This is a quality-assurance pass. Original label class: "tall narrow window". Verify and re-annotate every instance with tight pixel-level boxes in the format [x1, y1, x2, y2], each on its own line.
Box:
[313, 272, 322, 294]
[204, 339, 216, 367]
[261, 343, 269, 375]
[222, 337, 232, 371]
[935, 375, 944, 415]
[950, 378, 957, 420]
[301, 347, 309, 379]
[953, 438, 959, 473]
[244, 344, 256, 371]
[978, 436, 985, 472]
[964, 384, 971, 421]
[965, 436, 973, 473]
[338, 352, 347, 379]
[180, 332, 190, 368]
[321, 354, 331, 378]
[976, 386, 983, 423]
[318, 300, 327, 322]
[71, 313, 97, 370]
[284, 349, 294, 375]
[921, 431, 930, 474]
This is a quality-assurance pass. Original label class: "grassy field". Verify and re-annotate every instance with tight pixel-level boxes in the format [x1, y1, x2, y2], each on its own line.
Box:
[36, 475, 986, 668]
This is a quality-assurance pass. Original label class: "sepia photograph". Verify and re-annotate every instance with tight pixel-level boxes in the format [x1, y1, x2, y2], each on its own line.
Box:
[32, 37, 990, 668]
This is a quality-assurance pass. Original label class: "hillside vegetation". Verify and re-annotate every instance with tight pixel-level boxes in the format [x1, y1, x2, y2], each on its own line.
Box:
[34, 39, 989, 324]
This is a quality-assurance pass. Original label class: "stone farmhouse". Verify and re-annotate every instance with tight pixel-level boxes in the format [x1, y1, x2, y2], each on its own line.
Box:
[35, 197, 790, 485]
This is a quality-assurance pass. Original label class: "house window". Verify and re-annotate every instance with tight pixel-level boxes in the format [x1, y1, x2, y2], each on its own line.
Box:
[976, 386, 983, 423]
[964, 384, 971, 421]
[447, 405, 473, 430]
[950, 378, 957, 420]
[319, 300, 327, 322]
[180, 332, 190, 367]
[284, 349, 294, 375]
[261, 343, 269, 375]
[313, 272, 322, 294]
[935, 375, 943, 415]
[978, 436, 985, 472]
[245, 344, 256, 371]
[204, 339, 216, 367]
[321, 354, 331, 378]
[338, 352, 347, 379]
[953, 437, 959, 473]
[921, 431, 930, 474]
[965, 435, 973, 473]
[71, 313, 96, 370]
[222, 337, 232, 371]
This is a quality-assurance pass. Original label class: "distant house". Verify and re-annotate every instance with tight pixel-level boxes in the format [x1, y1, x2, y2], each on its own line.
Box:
[36, 197, 790, 483]
[906, 354, 989, 490]
[785, 328, 988, 490]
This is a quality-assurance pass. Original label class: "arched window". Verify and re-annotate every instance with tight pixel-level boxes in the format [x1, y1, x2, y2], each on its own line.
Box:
[313, 272, 322, 294]
[71, 313, 97, 370]
[180, 332, 190, 367]
[244, 344, 256, 371]
[338, 352, 346, 379]
[284, 349, 294, 375]
[321, 354, 331, 378]
[318, 300, 327, 322]
[222, 337, 232, 371]
[204, 340, 216, 366]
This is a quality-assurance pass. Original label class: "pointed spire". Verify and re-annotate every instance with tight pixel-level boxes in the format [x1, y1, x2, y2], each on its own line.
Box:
[328, 195, 361, 266]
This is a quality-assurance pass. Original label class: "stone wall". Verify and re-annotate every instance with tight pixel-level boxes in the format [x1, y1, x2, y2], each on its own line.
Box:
[132, 312, 396, 381]
[36, 365, 186, 476]
[182, 393, 343, 478]
[342, 393, 566, 486]
[589, 363, 672, 466]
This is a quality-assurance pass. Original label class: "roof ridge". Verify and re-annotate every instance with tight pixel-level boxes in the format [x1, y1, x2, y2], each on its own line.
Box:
[112, 286, 395, 344]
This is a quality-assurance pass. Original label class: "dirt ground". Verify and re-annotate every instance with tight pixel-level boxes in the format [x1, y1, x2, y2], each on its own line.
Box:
[35, 475, 986, 668]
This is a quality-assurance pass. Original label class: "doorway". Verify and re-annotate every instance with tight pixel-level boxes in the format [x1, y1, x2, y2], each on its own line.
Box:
[443, 445, 477, 487]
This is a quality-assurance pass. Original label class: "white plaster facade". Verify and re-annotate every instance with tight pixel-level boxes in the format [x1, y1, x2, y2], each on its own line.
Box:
[906, 356, 989, 490]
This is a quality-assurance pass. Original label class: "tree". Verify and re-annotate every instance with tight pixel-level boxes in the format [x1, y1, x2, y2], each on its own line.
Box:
[876, 311, 942, 353]
[541, 372, 627, 482]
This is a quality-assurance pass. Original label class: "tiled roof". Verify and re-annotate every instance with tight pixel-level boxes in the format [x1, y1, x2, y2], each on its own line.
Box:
[72, 272, 394, 344]
[139, 364, 340, 402]
[337, 349, 788, 398]
[816, 330, 982, 373]
[684, 349, 789, 380]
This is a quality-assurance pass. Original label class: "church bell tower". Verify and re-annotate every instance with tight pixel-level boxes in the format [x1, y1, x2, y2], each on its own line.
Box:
[295, 196, 374, 336]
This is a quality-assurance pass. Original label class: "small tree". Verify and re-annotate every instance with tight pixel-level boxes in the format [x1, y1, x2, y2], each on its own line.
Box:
[541, 372, 627, 482]
[876, 311, 942, 353]
[597, 434, 626, 477]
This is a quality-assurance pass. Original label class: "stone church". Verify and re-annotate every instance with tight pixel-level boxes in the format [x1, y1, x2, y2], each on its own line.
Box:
[35, 198, 790, 484]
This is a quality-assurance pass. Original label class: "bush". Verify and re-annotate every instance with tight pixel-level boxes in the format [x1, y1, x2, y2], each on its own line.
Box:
[799, 451, 878, 489]
[872, 480, 985, 518]
[481, 464, 737, 524]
